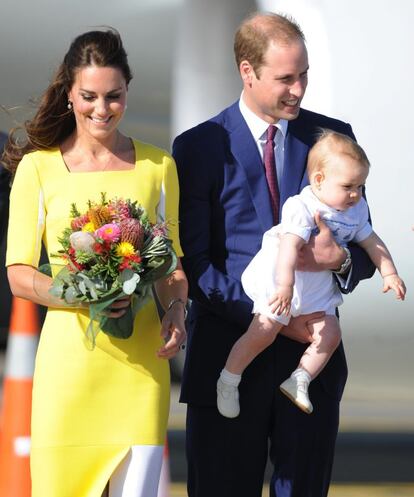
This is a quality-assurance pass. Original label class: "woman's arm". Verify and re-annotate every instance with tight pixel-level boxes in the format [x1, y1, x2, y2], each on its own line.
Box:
[154, 258, 188, 358]
[7, 264, 130, 317]
[8, 264, 68, 308]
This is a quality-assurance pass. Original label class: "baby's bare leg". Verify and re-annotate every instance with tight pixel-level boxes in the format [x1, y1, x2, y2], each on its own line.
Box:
[218, 313, 284, 418]
[299, 314, 342, 379]
[280, 314, 341, 414]
[225, 313, 284, 375]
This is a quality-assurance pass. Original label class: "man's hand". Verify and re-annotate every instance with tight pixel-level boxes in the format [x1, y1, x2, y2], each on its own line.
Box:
[297, 211, 346, 272]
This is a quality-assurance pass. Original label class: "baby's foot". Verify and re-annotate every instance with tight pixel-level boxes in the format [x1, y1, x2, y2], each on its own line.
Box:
[280, 376, 313, 414]
[217, 378, 240, 418]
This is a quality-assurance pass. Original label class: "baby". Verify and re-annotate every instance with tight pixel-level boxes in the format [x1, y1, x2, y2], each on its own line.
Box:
[217, 130, 406, 417]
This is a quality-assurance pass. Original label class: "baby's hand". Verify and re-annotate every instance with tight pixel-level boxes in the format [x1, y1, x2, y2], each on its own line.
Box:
[383, 274, 406, 300]
[268, 285, 293, 316]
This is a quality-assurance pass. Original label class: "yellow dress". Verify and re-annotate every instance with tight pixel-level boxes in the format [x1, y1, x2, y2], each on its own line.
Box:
[6, 140, 183, 497]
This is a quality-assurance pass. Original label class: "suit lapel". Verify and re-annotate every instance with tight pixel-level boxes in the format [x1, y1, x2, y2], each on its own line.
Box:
[281, 115, 311, 207]
[281, 132, 309, 206]
[226, 104, 274, 232]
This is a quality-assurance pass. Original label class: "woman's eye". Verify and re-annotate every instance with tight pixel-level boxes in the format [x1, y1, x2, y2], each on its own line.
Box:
[107, 94, 121, 100]
[82, 95, 94, 101]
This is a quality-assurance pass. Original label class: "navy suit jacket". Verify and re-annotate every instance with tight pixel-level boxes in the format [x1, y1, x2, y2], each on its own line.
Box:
[173, 102, 375, 406]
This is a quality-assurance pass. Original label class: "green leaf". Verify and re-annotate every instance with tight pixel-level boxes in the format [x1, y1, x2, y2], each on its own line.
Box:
[70, 202, 81, 218]
[78, 280, 87, 295]
[64, 286, 79, 304]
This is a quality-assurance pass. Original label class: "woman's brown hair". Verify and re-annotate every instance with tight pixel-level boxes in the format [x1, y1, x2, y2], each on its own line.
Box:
[2, 28, 132, 175]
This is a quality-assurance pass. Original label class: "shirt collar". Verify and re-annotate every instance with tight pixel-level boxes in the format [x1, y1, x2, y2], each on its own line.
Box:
[239, 92, 288, 142]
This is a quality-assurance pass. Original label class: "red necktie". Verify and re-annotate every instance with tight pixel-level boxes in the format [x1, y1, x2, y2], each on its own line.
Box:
[264, 125, 280, 223]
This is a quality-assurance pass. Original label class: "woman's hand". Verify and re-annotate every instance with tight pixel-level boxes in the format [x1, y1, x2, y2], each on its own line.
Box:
[153, 259, 188, 359]
[157, 302, 187, 359]
[106, 295, 131, 318]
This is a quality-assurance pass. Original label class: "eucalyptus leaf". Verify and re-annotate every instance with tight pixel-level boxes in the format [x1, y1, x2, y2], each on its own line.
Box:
[118, 268, 135, 283]
[64, 286, 79, 304]
[122, 273, 140, 295]
[80, 276, 99, 300]
[38, 263, 52, 277]
[49, 284, 64, 298]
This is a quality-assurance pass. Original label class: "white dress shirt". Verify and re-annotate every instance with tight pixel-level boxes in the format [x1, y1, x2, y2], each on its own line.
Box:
[239, 93, 287, 191]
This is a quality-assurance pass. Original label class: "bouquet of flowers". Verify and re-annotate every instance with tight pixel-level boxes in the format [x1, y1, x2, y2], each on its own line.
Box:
[47, 193, 177, 345]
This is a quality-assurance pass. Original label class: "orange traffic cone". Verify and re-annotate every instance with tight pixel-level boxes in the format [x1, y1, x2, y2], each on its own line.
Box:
[157, 439, 171, 497]
[0, 297, 40, 497]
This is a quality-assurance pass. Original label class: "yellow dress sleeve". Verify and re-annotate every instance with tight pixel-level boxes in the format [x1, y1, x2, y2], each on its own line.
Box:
[6, 153, 45, 268]
[160, 153, 183, 257]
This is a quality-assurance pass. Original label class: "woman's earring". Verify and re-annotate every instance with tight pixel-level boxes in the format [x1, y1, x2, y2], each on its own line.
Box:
[67, 100, 73, 111]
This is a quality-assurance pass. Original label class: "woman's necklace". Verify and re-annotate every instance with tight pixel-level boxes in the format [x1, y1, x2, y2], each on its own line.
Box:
[62, 132, 127, 173]
[94, 132, 120, 172]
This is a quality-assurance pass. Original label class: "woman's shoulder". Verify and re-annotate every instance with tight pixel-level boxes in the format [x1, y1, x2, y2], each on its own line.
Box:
[19, 148, 60, 169]
[132, 139, 173, 164]
[14, 148, 62, 185]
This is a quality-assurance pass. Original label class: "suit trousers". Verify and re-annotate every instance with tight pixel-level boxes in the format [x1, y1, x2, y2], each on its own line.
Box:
[185, 336, 341, 497]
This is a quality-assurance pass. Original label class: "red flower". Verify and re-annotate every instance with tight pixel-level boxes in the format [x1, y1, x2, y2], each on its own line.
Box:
[119, 254, 142, 271]
[67, 248, 85, 271]
[93, 242, 108, 254]
[129, 254, 142, 264]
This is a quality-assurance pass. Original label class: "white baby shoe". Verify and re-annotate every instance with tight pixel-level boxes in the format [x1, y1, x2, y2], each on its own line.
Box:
[280, 376, 313, 414]
[217, 378, 240, 418]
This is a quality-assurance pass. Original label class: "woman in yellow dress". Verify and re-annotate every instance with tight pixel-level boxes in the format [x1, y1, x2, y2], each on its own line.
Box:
[3, 29, 187, 497]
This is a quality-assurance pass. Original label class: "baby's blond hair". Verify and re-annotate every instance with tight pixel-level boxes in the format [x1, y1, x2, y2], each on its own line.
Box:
[307, 129, 370, 176]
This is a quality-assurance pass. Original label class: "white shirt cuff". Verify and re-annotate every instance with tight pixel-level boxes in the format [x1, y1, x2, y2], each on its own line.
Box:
[334, 264, 353, 291]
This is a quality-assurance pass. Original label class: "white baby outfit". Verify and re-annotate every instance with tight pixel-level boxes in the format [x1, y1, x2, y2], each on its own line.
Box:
[242, 186, 373, 325]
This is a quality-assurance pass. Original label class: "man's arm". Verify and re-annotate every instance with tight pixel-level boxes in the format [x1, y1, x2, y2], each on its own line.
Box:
[173, 134, 253, 330]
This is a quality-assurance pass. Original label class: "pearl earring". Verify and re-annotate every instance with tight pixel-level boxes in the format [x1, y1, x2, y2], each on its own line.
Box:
[67, 101, 73, 111]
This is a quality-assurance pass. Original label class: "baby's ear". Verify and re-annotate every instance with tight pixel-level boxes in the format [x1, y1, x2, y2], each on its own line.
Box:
[310, 171, 324, 190]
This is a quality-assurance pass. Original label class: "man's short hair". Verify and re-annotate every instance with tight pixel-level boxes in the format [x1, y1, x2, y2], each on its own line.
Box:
[234, 12, 305, 77]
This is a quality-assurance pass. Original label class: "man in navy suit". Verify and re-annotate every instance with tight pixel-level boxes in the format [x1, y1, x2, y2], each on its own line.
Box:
[173, 12, 375, 497]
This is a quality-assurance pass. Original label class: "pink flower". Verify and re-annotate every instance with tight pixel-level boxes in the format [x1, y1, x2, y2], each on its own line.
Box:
[95, 223, 121, 243]
[70, 214, 90, 231]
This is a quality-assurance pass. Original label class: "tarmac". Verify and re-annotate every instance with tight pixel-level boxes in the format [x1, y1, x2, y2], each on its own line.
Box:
[166, 483, 414, 497]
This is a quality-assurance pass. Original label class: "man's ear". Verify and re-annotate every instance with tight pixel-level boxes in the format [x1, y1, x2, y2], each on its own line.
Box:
[240, 60, 254, 86]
